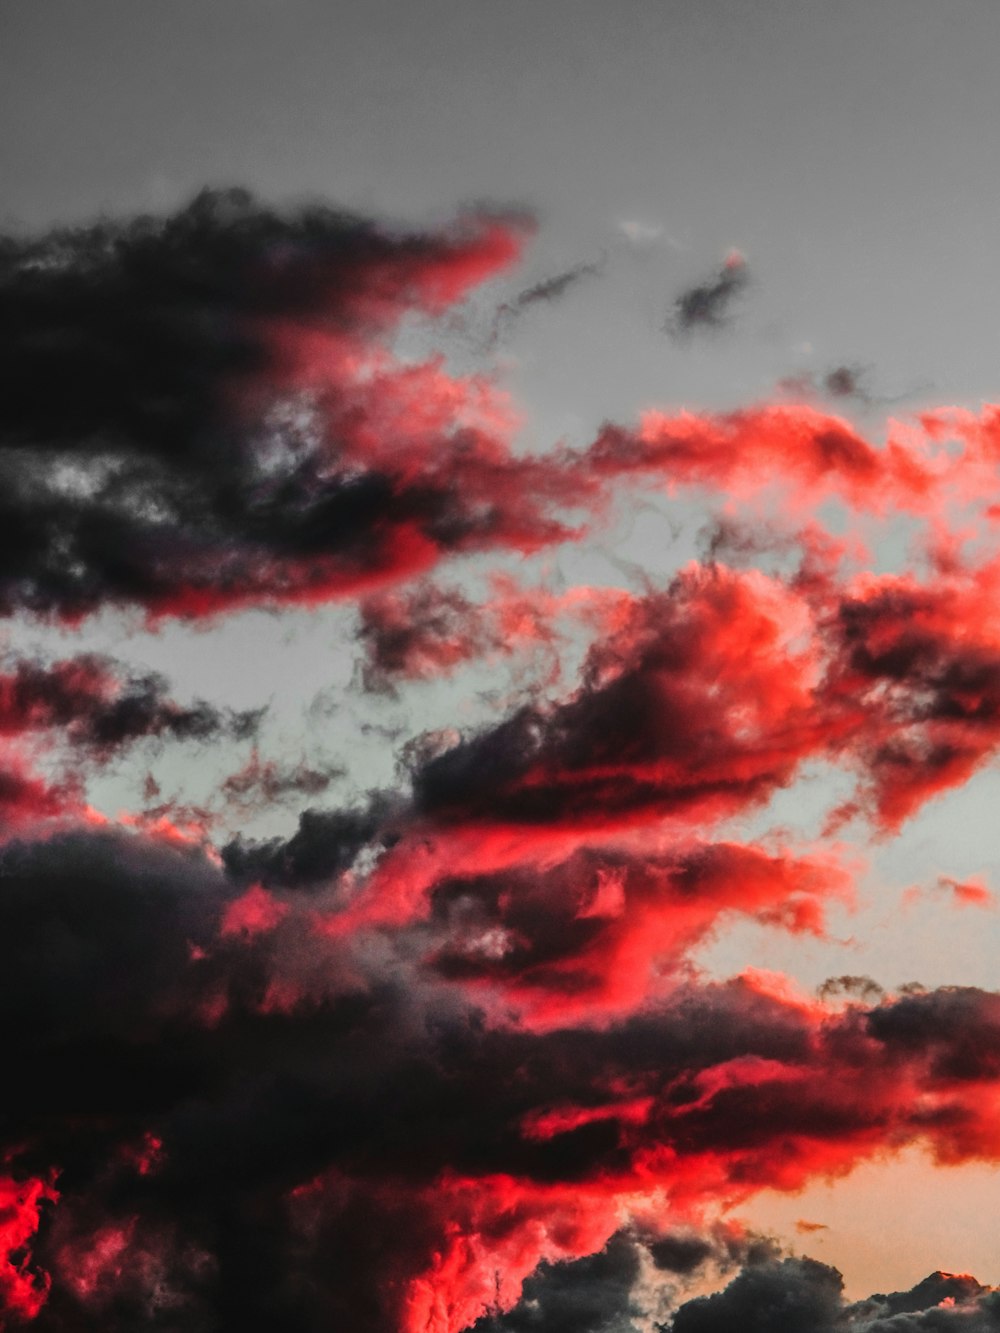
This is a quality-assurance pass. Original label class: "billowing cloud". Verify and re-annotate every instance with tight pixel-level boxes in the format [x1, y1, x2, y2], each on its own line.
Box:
[6, 818, 1000, 1330]
[669, 1257, 999, 1333]
[9, 187, 1000, 1332]
[479, 1242, 1000, 1332]
[0, 190, 615, 621]
[411, 564, 822, 835]
[417, 841, 848, 1025]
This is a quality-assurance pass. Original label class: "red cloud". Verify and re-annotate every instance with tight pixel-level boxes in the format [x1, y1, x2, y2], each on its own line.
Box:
[13, 192, 1000, 1332]
[0, 1174, 56, 1322]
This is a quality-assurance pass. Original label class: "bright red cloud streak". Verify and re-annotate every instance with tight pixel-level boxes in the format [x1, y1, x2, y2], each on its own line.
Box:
[0, 1174, 56, 1321]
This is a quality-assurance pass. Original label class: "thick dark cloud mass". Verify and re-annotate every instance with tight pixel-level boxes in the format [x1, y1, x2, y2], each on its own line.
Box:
[670, 1256, 844, 1333]
[482, 1247, 1000, 1332]
[411, 565, 821, 833]
[6, 816, 1000, 1332]
[9, 187, 1000, 1331]
[668, 1257, 1000, 1333]
[221, 795, 399, 890]
[0, 189, 607, 620]
[470, 1227, 784, 1332]
[469, 1233, 643, 1333]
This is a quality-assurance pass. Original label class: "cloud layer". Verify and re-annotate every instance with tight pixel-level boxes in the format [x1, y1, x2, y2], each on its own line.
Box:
[5, 190, 1000, 1331]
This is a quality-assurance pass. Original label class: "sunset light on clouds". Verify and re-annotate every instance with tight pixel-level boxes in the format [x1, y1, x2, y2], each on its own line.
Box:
[5, 2, 1000, 1329]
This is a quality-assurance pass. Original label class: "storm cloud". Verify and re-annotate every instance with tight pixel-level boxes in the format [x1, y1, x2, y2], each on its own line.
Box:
[7, 187, 1000, 1332]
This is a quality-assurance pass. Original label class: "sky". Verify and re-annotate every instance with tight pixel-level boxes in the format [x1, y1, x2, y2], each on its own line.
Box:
[5, 1, 1000, 1329]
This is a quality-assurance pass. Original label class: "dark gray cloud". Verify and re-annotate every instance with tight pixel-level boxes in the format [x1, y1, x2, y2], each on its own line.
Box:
[0, 188, 595, 621]
[466, 1237, 1000, 1333]
[0, 652, 261, 756]
[220, 795, 400, 890]
[469, 1233, 643, 1333]
[490, 256, 606, 344]
[823, 364, 870, 401]
[668, 1258, 999, 1333]
[667, 254, 749, 336]
[4, 814, 1000, 1333]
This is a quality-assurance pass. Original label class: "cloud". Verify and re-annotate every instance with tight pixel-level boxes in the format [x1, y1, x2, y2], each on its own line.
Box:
[410, 565, 823, 836]
[586, 403, 937, 515]
[6, 813, 1000, 1332]
[818, 562, 1000, 829]
[354, 576, 618, 694]
[5, 188, 1000, 635]
[668, 1257, 998, 1333]
[0, 189, 615, 621]
[220, 794, 399, 890]
[220, 750, 342, 812]
[489, 256, 606, 345]
[822, 364, 870, 402]
[357, 582, 506, 694]
[476, 1240, 999, 1333]
[401, 555, 992, 843]
[468, 1233, 643, 1333]
[418, 840, 847, 1025]
[779, 364, 873, 406]
[936, 875, 995, 909]
[0, 652, 260, 756]
[11, 187, 1000, 1331]
[667, 252, 749, 337]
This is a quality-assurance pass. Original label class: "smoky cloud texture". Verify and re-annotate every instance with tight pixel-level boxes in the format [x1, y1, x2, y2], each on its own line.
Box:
[488, 256, 605, 345]
[0, 188, 609, 621]
[6, 821, 1000, 1333]
[667, 253, 749, 336]
[0, 653, 260, 756]
[7, 187, 1000, 1332]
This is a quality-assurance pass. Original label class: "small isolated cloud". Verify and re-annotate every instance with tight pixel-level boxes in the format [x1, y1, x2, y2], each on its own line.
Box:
[489, 255, 606, 344]
[667, 251, 749, 337]
[617, 218, 686, 252]
[904, 876, 997, 911]
[938, 875, 996, 908]
[779, 364, 872, 405]
[823, 364, 870, 401]
[619, 218, 665, 245]
[221, 749, 343, 812]
[816, 976, 885, 1003]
